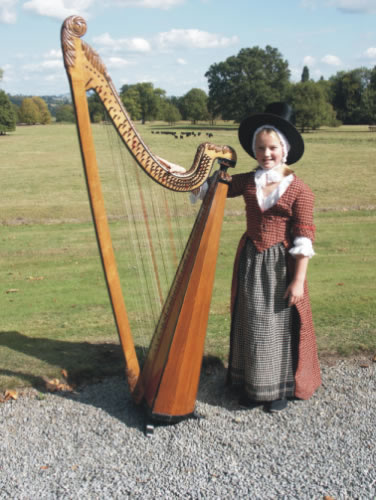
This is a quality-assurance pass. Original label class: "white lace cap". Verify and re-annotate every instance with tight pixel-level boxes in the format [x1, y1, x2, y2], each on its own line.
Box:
[252, 125, 291, 164]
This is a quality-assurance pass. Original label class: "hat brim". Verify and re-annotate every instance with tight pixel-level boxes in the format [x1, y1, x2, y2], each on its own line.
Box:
[238, 112, 304, 165]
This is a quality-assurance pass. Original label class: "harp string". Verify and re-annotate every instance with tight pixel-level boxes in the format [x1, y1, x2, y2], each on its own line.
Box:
[93, 114, 200, 357]
[97, 120, 160, 349]
[102, 127, 157, 351]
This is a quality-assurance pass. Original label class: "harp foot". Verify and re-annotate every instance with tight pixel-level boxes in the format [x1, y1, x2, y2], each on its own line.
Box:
[192, 411, 205, 421]
[144, 421, 155, 438]
[143, 409, 205, 436]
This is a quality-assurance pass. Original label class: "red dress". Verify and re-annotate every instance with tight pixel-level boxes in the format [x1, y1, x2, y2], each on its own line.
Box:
[227, 171, 321, 400]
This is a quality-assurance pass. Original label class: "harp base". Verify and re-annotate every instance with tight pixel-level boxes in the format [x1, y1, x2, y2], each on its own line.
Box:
[143, 404, 205, 436]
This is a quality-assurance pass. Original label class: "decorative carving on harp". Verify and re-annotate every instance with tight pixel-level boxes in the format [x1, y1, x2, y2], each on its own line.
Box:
[61, 15, 237, 425]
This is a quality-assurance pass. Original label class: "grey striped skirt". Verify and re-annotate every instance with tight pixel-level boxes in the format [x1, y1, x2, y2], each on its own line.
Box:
[229, 239, 299, 401]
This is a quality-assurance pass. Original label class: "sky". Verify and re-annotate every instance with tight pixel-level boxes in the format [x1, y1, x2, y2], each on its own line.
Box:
[1, 0, 376, 98]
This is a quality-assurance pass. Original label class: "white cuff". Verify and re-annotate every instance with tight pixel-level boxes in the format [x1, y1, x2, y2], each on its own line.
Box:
[189, 181, 209, 204]
[289, 236, 315, 258]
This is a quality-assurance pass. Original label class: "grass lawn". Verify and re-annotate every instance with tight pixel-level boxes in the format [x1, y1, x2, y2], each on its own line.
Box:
[0, 123, 375, 391]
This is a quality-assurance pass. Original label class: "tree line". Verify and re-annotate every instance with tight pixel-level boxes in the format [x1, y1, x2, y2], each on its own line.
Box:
[1, 45, 376, 134]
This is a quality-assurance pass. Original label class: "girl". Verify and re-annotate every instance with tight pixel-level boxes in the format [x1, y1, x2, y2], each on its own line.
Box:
[193, 102, 321, 412]
[227, 102, 321, 412]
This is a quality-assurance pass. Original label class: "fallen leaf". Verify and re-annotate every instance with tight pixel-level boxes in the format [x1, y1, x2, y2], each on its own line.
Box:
[5, 390, 18, 401]
[40, 465, 49, 470]
[5, 289, 19, 294]
[61, 369, 68, 380]
[336, 283, 344, 286]
[27, 276, 44, 281]
[44, 377, 60, 392]
[359, 364, 369, 369]
[43, 377, 73, 393]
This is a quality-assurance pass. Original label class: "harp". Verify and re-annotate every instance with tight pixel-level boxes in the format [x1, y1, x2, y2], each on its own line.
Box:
[61, 16, 236, 426]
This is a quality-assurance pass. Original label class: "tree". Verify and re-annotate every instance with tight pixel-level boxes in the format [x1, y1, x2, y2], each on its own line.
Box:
[120, 85, 142, 120]
[55, 104, 76, 123]
[291, 81, 338, 131]
[329, 68, 373, 124]
[366, 65, 376, 123]
[180, 88, 209, 124]
[301, 66, 310, 82]
[205, 46, 291, 122]
[87, 92, 106, 123]
[120, 83, 165, 124]
[161, 101, 181, 124]
[18, 97, 40, 124]
[32, 96, 51, 124]
[0, 90, 16, 134]
[18, 96, 51, 124]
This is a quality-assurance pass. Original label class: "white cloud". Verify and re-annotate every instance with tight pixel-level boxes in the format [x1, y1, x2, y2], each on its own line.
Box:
[23, 59, 63, 72]
[93, 28, 238, 56]
[93, 33, 151, 52]
[303, 55, 316, 66]
[321, 54, 342, 66]
[1, 63, 14, 82]
[44, 49, 62, 59]
[365, 47, 376, 59]
[45, 73, 60, 81]
[106, 56, 131, 68]
[301, 0, 376, 13]
[300, 0, 317, 9]
[108, 0, 184, 9]
[329, 0, 376, 14]
[23, 0, 95, 20]
[0, 0, 17, 23]
[157, 29, 239, 50]
[177, 58, 187, 65]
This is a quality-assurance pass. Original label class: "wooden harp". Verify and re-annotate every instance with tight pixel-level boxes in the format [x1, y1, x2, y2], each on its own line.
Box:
[61, 16, 236, 425]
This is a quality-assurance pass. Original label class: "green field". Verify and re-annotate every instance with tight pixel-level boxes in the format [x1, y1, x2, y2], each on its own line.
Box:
[0, 122, 375, 391]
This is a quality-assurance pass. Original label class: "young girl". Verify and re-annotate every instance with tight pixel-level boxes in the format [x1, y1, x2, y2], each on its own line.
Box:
[226, 102, 321, 412]
[192, 102, 321, 412]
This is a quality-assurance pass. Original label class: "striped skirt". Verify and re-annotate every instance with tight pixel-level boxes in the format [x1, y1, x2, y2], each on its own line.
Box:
[229, 239, 299, 401]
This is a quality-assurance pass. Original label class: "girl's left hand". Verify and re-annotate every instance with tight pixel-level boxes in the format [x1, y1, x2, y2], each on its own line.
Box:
[284, 280, 304, 306]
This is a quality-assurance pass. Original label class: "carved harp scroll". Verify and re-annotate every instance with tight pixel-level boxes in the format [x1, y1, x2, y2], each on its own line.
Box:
[61, 16, 237, 422]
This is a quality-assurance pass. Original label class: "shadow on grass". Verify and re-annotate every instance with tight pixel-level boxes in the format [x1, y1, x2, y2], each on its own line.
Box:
[0, 330, 128, 386]
[0, 331, 231, 432]
[0, 330, 154, 431]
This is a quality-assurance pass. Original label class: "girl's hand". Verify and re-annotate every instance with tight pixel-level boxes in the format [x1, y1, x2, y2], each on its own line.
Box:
[285, 255, 309, 306]
[284, 280, 304, 307]
[218, 170, 232, 182]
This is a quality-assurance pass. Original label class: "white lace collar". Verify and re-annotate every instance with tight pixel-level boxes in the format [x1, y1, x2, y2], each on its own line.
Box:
[254, 165, 284, 187]
[254, 167, 294, 212]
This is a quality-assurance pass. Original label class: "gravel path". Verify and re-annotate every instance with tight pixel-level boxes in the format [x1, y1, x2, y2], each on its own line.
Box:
[0, 358, 375, 499]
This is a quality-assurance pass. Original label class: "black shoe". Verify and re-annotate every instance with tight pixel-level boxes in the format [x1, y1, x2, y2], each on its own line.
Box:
[265, 399, 288, 413]
[238, 395, 263, 409]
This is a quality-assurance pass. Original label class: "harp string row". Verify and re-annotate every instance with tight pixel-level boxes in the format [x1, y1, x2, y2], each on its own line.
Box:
[97, 116, 200, 356]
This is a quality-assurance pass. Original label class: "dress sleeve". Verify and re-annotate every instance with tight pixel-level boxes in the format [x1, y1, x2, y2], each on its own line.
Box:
[189, 181, 209, 204]
[290, 183, 316, 243]
[289, 236, 315, 258]
[227, 172, 249, 198]
[191, 171, 249, 203]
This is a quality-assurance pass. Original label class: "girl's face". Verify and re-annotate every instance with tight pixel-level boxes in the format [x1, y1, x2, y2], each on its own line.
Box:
[254, 130, 284, 170]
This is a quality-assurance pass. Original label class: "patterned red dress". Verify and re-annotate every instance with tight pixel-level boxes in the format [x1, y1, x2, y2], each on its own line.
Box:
[227, 171, 321, 401]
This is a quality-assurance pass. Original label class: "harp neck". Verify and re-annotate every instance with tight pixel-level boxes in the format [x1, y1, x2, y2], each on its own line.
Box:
[61, 15, 236, 192]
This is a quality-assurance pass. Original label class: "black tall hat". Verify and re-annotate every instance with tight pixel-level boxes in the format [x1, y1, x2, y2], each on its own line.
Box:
[238, 102, 304, 165]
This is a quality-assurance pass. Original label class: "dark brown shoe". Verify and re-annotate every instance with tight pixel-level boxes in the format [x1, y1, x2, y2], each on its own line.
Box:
[265, 399, 288, 413]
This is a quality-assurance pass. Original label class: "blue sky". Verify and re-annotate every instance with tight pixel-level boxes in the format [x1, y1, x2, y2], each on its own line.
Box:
[1, 0, 376, 97]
